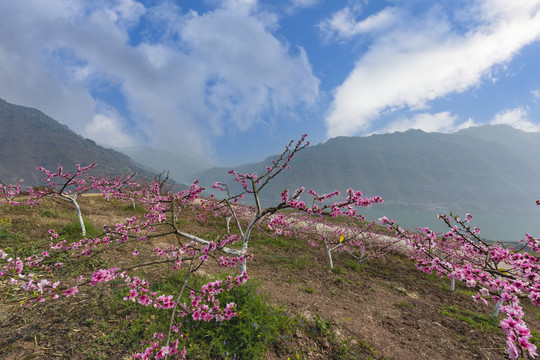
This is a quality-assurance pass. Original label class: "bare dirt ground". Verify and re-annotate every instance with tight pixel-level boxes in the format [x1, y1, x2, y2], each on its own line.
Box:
[1, 196, 539, 359]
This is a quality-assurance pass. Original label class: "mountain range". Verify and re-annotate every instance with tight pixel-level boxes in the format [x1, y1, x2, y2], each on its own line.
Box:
[2, 97, 539, 222]
[0, 98, 159, 186]
[194, 126, 540, 216]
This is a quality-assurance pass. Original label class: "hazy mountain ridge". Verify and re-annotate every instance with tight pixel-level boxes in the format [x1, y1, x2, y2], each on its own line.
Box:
[0, 98, 162, 186]
[117, 146, 213, 184]
[195, 126, 540, 215]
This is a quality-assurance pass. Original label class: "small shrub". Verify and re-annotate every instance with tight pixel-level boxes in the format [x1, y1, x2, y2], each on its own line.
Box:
[308, 314, 332, 337]
[59, 218, 101, 240]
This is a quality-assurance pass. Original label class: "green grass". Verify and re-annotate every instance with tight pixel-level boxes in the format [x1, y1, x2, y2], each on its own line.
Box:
[265, 253, 313, 271]
[300, 287, 315, 294]
[122, 204, 146, 213]
[40, 209, 59, 218]
[344, 259, 363, 272]
[307, 314, 332, 337]
[256, 235, 305, 250]
[58, 218, 102, 240]
[0, 227, 37, 258]
[441, 305, 500, 332]
[335, 337, 384, 360]
[531, 330, 540, 349]
[395, 301, 415, 309]
[88, 274, 298, 360]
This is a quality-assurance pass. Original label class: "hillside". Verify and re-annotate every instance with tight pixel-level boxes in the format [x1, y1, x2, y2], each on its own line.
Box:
[0, 98, 157, 185]
[195, 127, 540, 215]
[1, 195, 538, 359]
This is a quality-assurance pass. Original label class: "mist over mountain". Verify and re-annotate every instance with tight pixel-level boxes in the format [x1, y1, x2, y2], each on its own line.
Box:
[0, 99, 161, 186]
[195, 126, 540, 216]
[117, 146, 213, 184]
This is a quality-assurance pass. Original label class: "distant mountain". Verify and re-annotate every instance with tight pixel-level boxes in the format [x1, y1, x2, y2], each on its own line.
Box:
[194, 126, 540, 215]
[0, 98, 161, 186]
[117, 146, 213, 184]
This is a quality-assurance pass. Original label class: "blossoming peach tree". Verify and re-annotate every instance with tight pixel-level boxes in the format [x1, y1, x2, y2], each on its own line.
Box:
[34, 163, 136, 236]
[0, 135, 391, 359]
[200, 135, 387, 273]
[380, 208, 540, 359]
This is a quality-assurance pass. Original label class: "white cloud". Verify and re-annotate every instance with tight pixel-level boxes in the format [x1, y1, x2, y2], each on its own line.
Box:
[325, 0, 540, 137]
[319, 6, 398, 39]
[490, 107, 540, 132]
[222, 0, 258, 15]
[84, 112, 136, 148]
[0, 0, 319, 161]
[290, 0, 319, 7]
[287, 0, 321, 13]
[382, 112, 476, 134]
[532, 89, 540, 102]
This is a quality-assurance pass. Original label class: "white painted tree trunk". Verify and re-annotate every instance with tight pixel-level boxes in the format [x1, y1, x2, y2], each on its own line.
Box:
[65, 195, 86, 236]
[326, 245, 334, 270]
[492, 300, 503, 317]
[450, 278, 455, 292]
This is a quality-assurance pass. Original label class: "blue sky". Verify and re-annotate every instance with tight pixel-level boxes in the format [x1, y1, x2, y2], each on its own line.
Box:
[1, 0, 540, 165]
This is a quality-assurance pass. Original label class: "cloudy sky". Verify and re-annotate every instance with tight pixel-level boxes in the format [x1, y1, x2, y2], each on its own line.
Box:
[1, 0, 540, 165]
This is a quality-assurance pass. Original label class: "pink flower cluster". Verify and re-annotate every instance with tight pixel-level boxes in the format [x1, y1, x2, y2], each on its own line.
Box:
[130, 335, 185, 360]
[0, 179, 43, 206]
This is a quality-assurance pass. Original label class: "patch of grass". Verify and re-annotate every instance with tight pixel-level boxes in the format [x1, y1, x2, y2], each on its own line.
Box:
[531, 330, 540, 349]
[0, 227, 37, 258]
[441, 305, 500, 332]
[286, 277, 297, 285]
[282, 256, 313, 271]
[335, 337, 385, 360]
[59, 218, 102, 240]
[41, 209, 59, 218]
[455, 288, 478, 297]
[344, 259, 363, 272]
[395, 301, 415, 309]
[255, 234, 305, 251]
[90, 274, 298, 360]
[257, 236, 288, 248]
[424, 273, 477, 296]
[335, 277, 352, 285]
[300, 287, 315, 294]
[332, 266, 346, 275]
[2, 203, 33, 213]
[122, 204, 146, 213]
[307, 314, 332, 337]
